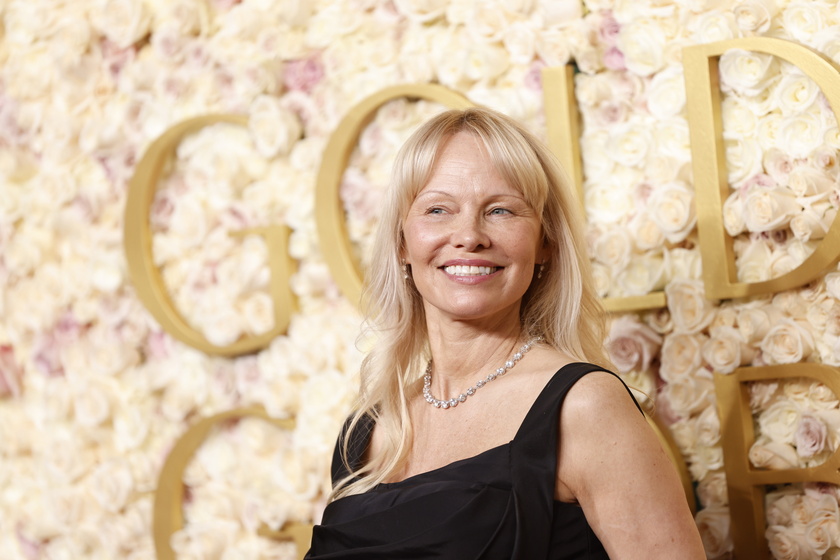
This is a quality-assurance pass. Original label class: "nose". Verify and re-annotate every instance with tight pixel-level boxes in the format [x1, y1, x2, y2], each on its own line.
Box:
[451, 212, 490, 251]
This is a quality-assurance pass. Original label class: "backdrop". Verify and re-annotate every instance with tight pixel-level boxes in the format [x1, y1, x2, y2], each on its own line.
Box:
[2, 0, 840, 559]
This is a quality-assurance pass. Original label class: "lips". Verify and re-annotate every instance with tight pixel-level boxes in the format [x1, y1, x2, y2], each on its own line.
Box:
[443, 265, 500, 276]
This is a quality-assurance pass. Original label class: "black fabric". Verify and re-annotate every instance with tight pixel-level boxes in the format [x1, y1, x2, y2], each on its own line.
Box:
[306, 362, 641, 559]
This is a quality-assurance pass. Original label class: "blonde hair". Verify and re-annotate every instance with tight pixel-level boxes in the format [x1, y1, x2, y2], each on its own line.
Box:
[332, 107, 610, 499]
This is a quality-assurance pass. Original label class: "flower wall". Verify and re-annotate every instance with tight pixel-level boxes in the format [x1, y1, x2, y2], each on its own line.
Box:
[2, 0, 840, 558]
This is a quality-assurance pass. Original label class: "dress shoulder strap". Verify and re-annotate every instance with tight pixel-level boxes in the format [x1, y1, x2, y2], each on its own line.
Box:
[509, 362, 640, 559]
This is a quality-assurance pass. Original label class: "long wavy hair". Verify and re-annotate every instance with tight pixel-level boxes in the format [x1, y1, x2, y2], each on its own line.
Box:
[331, 107, 610, 500]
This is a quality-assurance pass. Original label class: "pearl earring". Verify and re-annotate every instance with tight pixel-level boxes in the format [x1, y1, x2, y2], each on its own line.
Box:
[537, 263, 544, 279]
[402, 261, 409, 280]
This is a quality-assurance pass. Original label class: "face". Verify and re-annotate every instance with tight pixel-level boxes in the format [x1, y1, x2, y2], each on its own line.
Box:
[402, 131, 547, 326]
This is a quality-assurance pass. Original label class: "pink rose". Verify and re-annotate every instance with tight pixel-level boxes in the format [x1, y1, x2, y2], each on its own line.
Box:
[602, 46, 625, 70]
[794, 414, 828, 458]
[284, 55, 325, 94]
[606, 315, 662, 374]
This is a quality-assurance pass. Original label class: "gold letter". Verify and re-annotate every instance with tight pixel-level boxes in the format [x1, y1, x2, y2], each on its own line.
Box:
[314, 84, 474, 308]
[715, 364, 840, 559]
[153, 407, 311, 560]
[124, 115, 296, 356]
[542, 66, 667, 313]
[684, 38, 840, 300]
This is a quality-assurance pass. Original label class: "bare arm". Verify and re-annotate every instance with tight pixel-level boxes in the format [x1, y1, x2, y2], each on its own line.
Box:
[555, 371, 706, 559]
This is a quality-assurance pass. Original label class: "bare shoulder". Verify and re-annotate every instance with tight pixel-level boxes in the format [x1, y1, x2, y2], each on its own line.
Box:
[556, 369, 706, 559]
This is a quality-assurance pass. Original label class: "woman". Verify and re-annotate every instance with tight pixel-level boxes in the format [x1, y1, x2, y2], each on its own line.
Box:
[306, 107, 705, 559]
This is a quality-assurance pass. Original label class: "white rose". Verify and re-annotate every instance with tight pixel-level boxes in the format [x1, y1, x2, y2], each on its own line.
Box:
[666, 279, 715, 334]
[782, 1, 831, 44]
[646, 181, 696, 243]
[465, 0, 518, 44]
[761, 319, 815, 365]
[464, 43, 509, 82]
[736, 239, 773, 283]
[615, 18, 666, 77]
[606, 315, 662, 374]
[750, 380, 780, 412]
[502, 21, 537, 65]
[605, 121, 653, 168]
[776, 69, 821, 115]
[759, 398, 802, 443]
[791, 203, 836, 242]
[722, 191, 746, 236]
[629, 211, 666, 250]
[581, 130, 616, 183]
[779, 112, 827, 159]
[750, 439, 800, 469]
[660, 332, 707, 382]
[813, 26, 840, 66]
[670, 418, 698, 456]
[806, 515, 836, 556]
[703, 326, 754, 374]
[690, 444, 725, 481]
[767, 525, 812, 560]
[662, 372, 715, 417]
[695, 506, 734, 559]
[696, 405, 722, 447]
[646, 66, 686, 120]
[697, 472, 729, 508]
[73, 380, 113, 427]
[725, 137, 763, 185]
[591, 263, 612, 298]
[653, 118, 691, 162]
[92, 0, 151, 49]
[592, 227, 633, 270]
[248, 95, 302, 159]
[691, 10, 740, 43]
[733, 0, 777, 33]
[742, 186, 801, 232]
[535, 26, 572, 67]
[720, 49, 780, 95]
[584, 181, 631, 224]
[827, 272, 840, 301]
[395, 0, 449, 22]
[789, 165, 836, 197]
[721, 96, 757, 140]
[89, 459, 134, 513]
[667, 248, 702, 282]
[617, 252, 668, 296]
[537, 0, 580, 26]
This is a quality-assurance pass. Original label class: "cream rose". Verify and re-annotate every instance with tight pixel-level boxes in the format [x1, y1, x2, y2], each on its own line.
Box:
[616, 253, 668, 296]
[759, 398, 802, 443]
[719, 48, 780, 96]
[606, 315, 663, 374]
[585, 180, 632, 224]
[750, 439, 800, 469]
[660, 332, 707, 382]
[695, 506, 734, 559]
[592, 227, 633, 270]
[666, 279, 715, 334]
[788, 166, 836, 197]
[733, 0, 776, 33]
[249, 95, 303, 159]
[779, 112, 827, 159]
[615, 19, 666, 77]
[726, 137, 763, 186]
[750, 380, 780, 412]
[721, 96, 757, 139]
[646, 66, 686, 120]
[646, 181, 696, 243]
[662, 373, 716, 418]
[791, 203, 836, 242]
[722, 191, 746, 236]
[760, 319, 815, 365]
[93, 0, 152, 49]
[690, 10, 739, 43]
[696, 405, 722, 447]
[591, 262, 612, 298]
[502, 21, 537, 65]
[535, 27, 572, 67]
[667, 248, 702, 282]
[782, 1, 831, 43]
[606, 121, 652, 167]
[742, 186, 801, 232]
[88, 459, 134, 513]
[697, 472, 729, 508]
[702, 326, 754, 374]
[629, 211, 666, 250]
[766, 525, 811, 559]
[775, 70, 821, 115]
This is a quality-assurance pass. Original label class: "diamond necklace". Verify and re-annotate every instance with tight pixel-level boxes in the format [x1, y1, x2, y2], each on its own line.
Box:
[422, 337, 541, 409]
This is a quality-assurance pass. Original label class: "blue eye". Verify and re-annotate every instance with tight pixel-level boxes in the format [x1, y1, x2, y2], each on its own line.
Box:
[427, 207, 445, 214]
[490, 207, 511, 215]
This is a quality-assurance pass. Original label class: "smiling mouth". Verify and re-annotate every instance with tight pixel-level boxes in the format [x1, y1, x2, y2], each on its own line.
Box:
[443, 265, 501, 276]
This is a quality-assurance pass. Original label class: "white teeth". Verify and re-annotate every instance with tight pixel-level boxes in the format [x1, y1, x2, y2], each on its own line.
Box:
[443, 265, 498, 276]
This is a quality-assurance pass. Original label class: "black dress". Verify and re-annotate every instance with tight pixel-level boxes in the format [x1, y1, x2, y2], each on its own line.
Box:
[306, 362, 641, 559]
